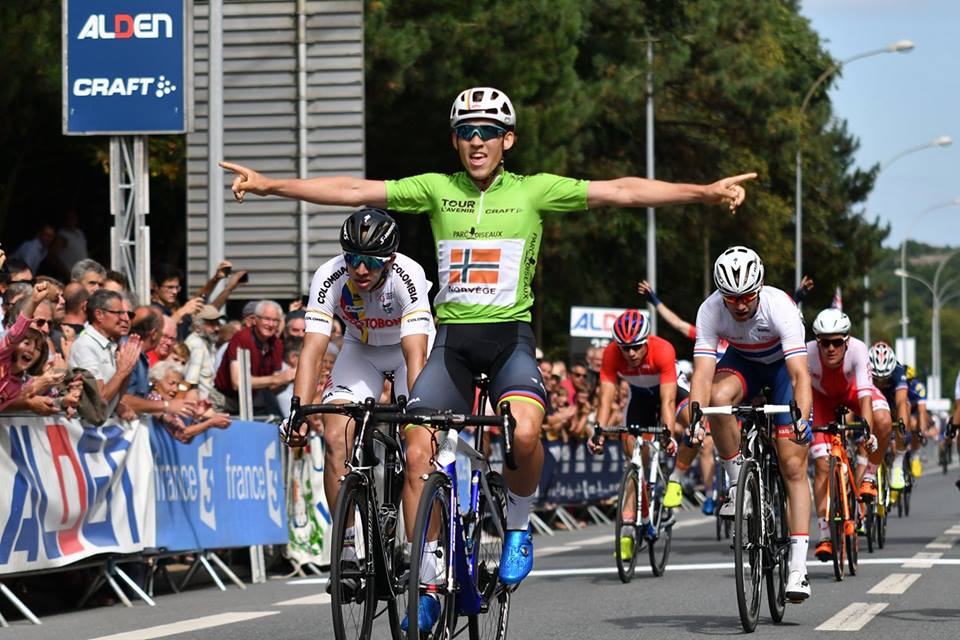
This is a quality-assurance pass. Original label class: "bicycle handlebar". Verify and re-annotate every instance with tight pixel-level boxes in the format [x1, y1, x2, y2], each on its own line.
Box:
[294, 395, 408, 417]
[593, 424, 670, 441]
[286, 395, 518, 470]
[689, 400, 802, 440]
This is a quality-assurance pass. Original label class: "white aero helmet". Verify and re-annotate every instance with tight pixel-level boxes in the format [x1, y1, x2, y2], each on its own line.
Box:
[868, 341, 897, 378]
[812, 308, 851, 336]
[450, 87, 516, 130]
[713, 246, 764, 296]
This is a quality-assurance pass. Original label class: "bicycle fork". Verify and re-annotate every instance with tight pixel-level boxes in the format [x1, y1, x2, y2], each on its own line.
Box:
[432, 428, 487, 616]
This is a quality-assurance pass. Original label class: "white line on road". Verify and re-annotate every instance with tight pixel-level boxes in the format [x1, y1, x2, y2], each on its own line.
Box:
[536, 516, 714, 558]
[567, 534, 612, 547]
[867, 573, 921, 595]
[902, 551, 943, 568]
[275, 593, 332, 606]
[816, 602, 888, 631]
[89, 612, 281, 640]
[926, 532, 958, 549]
[287, 578, 329, 585]
[524, 557, 960, 579]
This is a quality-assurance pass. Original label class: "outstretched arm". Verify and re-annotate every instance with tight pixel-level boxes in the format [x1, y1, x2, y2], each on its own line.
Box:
[587, 173, 756, 212]
[637, 280, 694, 338]
[220, 161, 388, 207]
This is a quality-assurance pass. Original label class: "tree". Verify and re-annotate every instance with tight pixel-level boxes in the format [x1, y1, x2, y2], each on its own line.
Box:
[365, 0, 888, 357]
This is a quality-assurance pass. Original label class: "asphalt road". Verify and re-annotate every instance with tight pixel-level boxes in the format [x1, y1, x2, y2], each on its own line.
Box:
[8, 457, 960, 639]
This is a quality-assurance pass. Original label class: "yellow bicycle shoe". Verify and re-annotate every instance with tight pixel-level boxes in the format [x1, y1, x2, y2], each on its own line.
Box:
[663, 481, 683, 508]
[618, 536, 634, 561]
[890, 466, 906, 490]
[911, 457, 922, 478]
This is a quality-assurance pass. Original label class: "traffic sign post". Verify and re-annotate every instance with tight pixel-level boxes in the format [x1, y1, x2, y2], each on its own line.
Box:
[63, 0, 193, 302]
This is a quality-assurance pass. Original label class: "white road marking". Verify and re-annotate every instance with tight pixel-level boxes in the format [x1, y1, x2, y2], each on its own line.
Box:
[538, 545, 580, 557]
[523, 557, 960, 579]
[926, 531, 958, 549]
[536, 516, 714, 558]
[902, 551, 942, 568]
[287, 578, 329, 585]
[89, 612, 280, 640]
[816, 602, 888, 631]
[275, 593, 332, 606]
[568, 534, 612, 547]
[867, 573, 921, 595]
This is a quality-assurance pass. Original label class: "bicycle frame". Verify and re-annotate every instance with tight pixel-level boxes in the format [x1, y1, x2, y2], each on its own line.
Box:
[429, 423, 506, 615]
[829, 434, 859, 530]
[294, 396, 407, 603]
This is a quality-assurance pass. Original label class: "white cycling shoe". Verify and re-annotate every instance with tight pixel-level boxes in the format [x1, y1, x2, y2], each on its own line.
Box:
[786, 570, 811, 602]
[718, 484, 752, 519]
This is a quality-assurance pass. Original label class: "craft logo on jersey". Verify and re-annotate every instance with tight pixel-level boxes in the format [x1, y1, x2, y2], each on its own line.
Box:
[449, 248, 500, 285]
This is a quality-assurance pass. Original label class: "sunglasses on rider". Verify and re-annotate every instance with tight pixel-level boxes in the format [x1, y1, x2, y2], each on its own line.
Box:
[618, 341, 648, 353]
[817, 337, 848, 349]
[454, 124, 508, 141]
[721, 291, 759, 305]
[344, 252, 388, 270]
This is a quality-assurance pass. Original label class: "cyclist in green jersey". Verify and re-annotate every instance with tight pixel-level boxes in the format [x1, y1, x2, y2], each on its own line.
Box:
[222, 86, 754, 631]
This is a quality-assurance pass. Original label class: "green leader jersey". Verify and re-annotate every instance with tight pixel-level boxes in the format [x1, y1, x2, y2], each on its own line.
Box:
[385, 170, 589, 324]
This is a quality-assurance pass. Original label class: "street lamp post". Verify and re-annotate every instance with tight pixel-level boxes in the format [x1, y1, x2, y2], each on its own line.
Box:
[862, 136, 952, 343]
[895, 249, 960, 400]
[899, 198, 960, 344]
[795, 40, 914, 290]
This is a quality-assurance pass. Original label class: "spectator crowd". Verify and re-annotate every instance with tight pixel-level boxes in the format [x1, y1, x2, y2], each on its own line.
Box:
[1, 222, 345, 438]
[2, 220, 615, 449]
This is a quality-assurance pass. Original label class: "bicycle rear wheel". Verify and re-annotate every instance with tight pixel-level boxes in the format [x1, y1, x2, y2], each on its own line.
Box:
[828, 458, 846, 581]
[468, 472, 510, 640]
[648, 467, 672, 577]
[614, 466, 641, 583]
[765, 468, 788, 624]
[734, 460, 762, 633]
[408, 473, 457, 640]
[330, 474, 376, 640]
[864, 500, 875, 554]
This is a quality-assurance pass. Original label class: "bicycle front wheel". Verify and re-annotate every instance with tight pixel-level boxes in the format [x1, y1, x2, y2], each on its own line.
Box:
[614, 465, 641, 583]
[734, 460, 762, 633]
[828, 457, 846, 581]
[765, 467, 788, 624]
[408, 473, 457, 640]
[648, 469, 672, 577]
[468, 472, 510, 640]
[330, 473, 376, 640]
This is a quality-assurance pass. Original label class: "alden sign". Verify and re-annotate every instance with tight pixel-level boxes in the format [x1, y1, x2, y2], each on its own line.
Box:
[63, 0, 193, 134]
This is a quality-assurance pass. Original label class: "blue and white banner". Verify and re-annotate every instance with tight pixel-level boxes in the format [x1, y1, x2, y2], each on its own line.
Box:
[541, 439, 625, 504]
[151, 419, 287, 551]
[63, 0, 192, 134]
[0, 417, 155, 575]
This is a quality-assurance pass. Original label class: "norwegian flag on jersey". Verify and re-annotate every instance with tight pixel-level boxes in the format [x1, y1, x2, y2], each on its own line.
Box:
[830, 286, 843, 311]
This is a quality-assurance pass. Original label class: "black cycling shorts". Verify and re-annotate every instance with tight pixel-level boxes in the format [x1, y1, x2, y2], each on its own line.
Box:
[406, 322, 547, 415]
[625, 385, 689, 427]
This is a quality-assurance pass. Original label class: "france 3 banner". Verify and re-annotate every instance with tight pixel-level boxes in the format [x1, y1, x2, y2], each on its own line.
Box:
[285, 434, 333, 568]
[0, 417, 155, 575]
[150, 419, 287, 551]
[540, 438, 626, 504]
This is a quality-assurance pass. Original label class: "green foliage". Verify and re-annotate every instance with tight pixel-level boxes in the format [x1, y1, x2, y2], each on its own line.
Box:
[365, 0, 888, 358]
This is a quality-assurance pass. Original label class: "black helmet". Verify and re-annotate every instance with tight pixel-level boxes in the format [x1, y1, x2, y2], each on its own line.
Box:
[339, 208, 399, 257]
